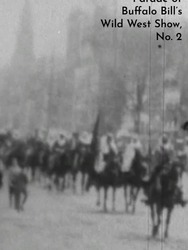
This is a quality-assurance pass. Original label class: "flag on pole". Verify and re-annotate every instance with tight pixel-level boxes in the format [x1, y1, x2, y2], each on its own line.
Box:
[90, 112, 100, 158]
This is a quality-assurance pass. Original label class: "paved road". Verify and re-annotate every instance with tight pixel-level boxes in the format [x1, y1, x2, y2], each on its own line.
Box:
[0, 174, 188, 250]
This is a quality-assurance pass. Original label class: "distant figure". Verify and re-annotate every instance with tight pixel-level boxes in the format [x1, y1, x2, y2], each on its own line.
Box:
[8, 158, 28, 211]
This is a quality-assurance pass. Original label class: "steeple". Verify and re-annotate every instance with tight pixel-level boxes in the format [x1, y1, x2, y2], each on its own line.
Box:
[12, 0, 34, 69]
[8, 0, 35, 132]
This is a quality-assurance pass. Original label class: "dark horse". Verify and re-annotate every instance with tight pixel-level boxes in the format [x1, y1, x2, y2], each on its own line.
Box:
[123, 149, 148, 213]
[142, 160, 185, 238]
[25, 138, 44, 181]
[66, 142, 91, 194]
[76, 143, 93, 194]
[47, 147, 70, 191]
[86, 149, 147, 213]
[86, 150, 126, 212]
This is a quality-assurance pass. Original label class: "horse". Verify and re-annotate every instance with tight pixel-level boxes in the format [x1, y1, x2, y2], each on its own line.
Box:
[86, 152, 124, 212]
[63, 141, 89, 194]
[123, 149, 148, 213]
[38, 143, 51, 183]
[74, 143, 93, 194]
[25, 137, 44, 181]
[47, 147, 70, 192]
[142, 159, 186, 238]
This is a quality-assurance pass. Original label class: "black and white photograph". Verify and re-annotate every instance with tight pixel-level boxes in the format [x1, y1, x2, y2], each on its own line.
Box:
[0, 0, 188, 249]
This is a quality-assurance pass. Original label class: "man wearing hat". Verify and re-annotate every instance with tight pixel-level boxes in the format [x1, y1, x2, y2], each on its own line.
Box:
[52, 133, 66, 154]
[102, 133, 119, 173]
[154, 134, 173, 167]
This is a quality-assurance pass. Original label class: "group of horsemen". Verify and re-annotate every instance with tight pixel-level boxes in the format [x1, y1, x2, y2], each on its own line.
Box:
[50, 130, 188, 205]
[99, 133, 188, 207]
[1, 129, 188, 210]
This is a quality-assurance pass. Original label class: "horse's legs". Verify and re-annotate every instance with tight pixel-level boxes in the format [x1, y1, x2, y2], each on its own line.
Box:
[54, 176, 59, 191]
[72, 171, 77, 193]
[85, 175, 91, 192]
[63, 173, 67, 189]
[112, 187, 116, 212]
[20, 189, 28, 210]
[65, 172, 70, 189]
[37, 167, 41, 182]
[9, 187, 14, 208]
[151, 204, 156, 237]
[155, 204, 162, 237]
[58, 177, 63, 192]
[68, 172, 72, 189]
[31, 166, 36, 181]
[129, 186, 134, 205]
[61, 176, 66, 192]
[15, 191, 21, 212]
[96, 185, 101, 206]
[131, 187, 140, 214]
[164, 207, 173, 238]
[124, 185, 129, 213]
[81, 173, 85, 194]
[103, 187, 108, 212]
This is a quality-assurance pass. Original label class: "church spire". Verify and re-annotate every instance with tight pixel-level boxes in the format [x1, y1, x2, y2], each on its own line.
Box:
[9, 0, 35, 132]
[12, 0, 34, 69]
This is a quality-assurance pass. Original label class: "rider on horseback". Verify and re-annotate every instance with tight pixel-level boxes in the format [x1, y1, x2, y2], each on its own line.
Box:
[144, 134, 187, 207]
[103, 134, 119, 173]
[52, 134, 67, 154]
[121, 135, 143, 173]
[70, 132, 81, 168]
[155, 134, 173, 167]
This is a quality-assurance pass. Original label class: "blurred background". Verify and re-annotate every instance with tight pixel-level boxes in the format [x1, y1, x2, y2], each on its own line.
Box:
[0, 0, 187, 144]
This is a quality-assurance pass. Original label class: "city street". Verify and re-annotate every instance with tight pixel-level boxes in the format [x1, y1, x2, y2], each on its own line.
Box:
[0, 174, 188, 250]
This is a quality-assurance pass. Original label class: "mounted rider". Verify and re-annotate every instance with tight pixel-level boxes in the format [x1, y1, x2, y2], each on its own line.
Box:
[52, 133, 67, 154]
[121, 134, 143, 173]
[102, 133, 119, 173]
[144, 133, 187, 207]
[174, 138, 186, 173]
[69, 132, 81, 169]
[153, 133, 174, 171]
[103, 134, 118, 162]
[78, 132, 92, 169]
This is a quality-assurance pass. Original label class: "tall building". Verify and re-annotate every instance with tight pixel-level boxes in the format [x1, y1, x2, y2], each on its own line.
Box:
[4, 0, 36, 133]
[12, 0, 35, 69]
[64, 8, 100, 132]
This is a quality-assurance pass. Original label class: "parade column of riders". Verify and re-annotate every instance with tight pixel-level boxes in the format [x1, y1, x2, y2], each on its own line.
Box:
[0, 130, 188, 212]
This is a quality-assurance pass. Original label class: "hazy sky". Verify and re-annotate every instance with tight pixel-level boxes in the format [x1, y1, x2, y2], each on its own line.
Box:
[0, 0, 187, 68]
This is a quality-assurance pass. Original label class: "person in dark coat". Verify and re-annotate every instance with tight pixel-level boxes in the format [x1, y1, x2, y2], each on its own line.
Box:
[8, 158, 28, 211]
